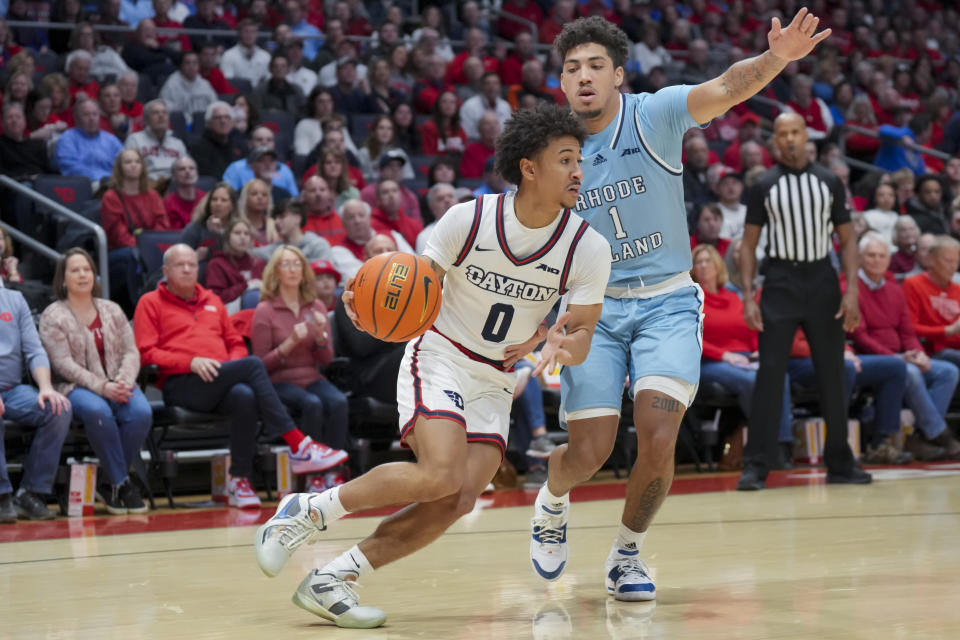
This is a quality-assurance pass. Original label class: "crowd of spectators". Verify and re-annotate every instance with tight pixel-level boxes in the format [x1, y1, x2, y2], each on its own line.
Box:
[4, 0, 960, 519]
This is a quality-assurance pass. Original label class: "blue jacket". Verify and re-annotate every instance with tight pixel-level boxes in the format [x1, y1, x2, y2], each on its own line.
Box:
[222, 159, 300, 197]
[875, 125, 926, 176]
[55, 128, 124, 182]
[0, 288, 50, 391]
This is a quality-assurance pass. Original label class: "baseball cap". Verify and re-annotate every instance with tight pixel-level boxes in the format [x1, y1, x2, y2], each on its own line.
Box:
[310, 259, 341, 282]
[248, 146, 277, 163]
[378, 148, 407, 169]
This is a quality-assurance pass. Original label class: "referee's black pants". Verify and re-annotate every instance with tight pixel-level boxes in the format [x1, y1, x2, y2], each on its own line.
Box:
[743, 259, 856, 476]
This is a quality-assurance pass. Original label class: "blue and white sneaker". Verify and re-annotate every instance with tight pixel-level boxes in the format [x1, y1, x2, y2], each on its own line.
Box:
[605, 550, 656, 601]
[530, 499, 569, 580]
[254, 493, 327, 577]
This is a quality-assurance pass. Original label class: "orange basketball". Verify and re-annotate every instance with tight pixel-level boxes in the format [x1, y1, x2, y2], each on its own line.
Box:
[351, 252, 442, 342]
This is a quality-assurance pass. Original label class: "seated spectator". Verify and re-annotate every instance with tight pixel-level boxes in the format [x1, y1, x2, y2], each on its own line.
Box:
[183, 0, 231, 51]
[0, 285, 72, 522]
[124, 99, 187, 182]
[906, 174, 950, 234]
[460, 112, 500, 178]
[427, 157, 460, 189]
[293, 87, 337, 157]
[4, 70, 31, 109]
[181, 181, 237, 262]
[65, 50, 99, 103]
[67, 22, 131, 84]
[904, 235, 960, 375]
[365, 57, 405, 116]
[784, 73, 834, 141]
[844, 94, 881, 161]
[497, 0, 542, 42]
[0, 103, 54, 180]
[721, 113, 767, 172]
[25, 89, 68, 142]
[369, 179, 422, 248]
[159, 51, 217, 126]
[284, 39, 317, 98]
[164, 156, 205, 231]
[716, 172, 746, 240]
[197, 42, 235, 96]
[252, 200, 332, 262]
[55, 98, 123, 186]
[134, 243, 340, 508]
[101, 148, 171, 307]
[251, 245, 348, 490]
[329, 57, 371, 115]
[301, 176, 345, 244]
[222, 126, 299, 197]
[420, 90, 467, 156]
[460, 72, 512, 140]
[852, 234, 960, 461]
[89, 0, 129, 49]
[331, 199, 412, 280]
[862, 181, 900, 251]
[238, 178, 277, 246]
[682, 135, 714, 211]
[505, 59, 563, 110]
[0, 228, 23, 284]
[413, 53, 456, 115]
[189, 102, 246, 179]
[359, 149, 421, 220]
[282, 0, 322, 61]
[357, 116, 415, 183]
[255, 52, 305, 113]
[391, 101, 420, 154]
[219, 19, 271, 87]
[416, 182, 456, 254]
[205, 217, 265, 311]
[314, 148, 359, 212]
[39, 249, 152, 514]
[500, 31, 537, 87]
[630, 20, 671, 74]
[473, 154, 512, 196]
[890, 216, 922, 277]
[117, 71, 143, 122]
[690, 203, 730, 255]
[121, 19, 178, 87]
[151, 0, 190, 51]
[692, 244, 793, 460]
[97, 83, 130, 139]
[310, 258, 340, 302]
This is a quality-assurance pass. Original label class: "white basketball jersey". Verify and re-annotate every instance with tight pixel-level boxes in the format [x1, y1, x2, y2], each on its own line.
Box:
[423, 191, 609, 364]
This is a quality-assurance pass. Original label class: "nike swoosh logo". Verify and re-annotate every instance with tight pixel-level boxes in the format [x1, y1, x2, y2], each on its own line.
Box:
[349, 553, 361, 569]
[419, 276, 432, 323]
[475, 245, 495, 251]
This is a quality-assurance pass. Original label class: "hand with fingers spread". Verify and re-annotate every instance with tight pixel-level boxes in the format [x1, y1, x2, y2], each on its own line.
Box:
[767, 7, 833, 62]
[532, 312, 573, 378]
[504, 323, 547, 370]
[190, 356, 222, 383]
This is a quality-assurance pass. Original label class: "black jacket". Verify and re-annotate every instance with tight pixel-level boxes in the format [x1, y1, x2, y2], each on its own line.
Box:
[189, 129, 246, 180]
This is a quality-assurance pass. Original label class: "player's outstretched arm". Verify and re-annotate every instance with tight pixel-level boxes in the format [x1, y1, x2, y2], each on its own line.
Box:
[687, 7, 831, 125]
[531, 303, 603, 377]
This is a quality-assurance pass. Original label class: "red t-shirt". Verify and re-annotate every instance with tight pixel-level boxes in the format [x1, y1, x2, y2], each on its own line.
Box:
[89, 314, 107, 371]
[371, 208, 421, 248]
[163, 190, 205, 231]
[303, 210, 346, 245]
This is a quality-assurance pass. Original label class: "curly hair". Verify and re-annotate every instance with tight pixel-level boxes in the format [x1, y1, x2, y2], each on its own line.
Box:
[495, 104, 586, 187]
[553, 16, 630, 70]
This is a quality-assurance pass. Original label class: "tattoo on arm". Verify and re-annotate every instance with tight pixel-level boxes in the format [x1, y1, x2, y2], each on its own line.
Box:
[718, 50, 786, 103]
[651, 395, 683, 413]
[629, 477, 665, 532]
[422, 256, 446, 283]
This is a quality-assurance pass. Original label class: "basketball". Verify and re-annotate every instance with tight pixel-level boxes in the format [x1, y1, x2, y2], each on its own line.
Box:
[351, 252, 442, 342]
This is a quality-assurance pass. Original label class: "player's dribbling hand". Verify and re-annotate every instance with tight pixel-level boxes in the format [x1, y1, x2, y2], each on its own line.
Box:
[532, 312, 573, 378]
[341, 277, 365, 332]
[504, 323, 548, 369]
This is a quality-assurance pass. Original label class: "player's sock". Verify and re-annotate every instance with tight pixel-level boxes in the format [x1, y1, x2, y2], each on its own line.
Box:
[536, 483, 569, 512]
[612, 522, 646, 556]
[322, 544, 374, 581]
[319, 485, 350, 523]
[282, 429, 308, 452]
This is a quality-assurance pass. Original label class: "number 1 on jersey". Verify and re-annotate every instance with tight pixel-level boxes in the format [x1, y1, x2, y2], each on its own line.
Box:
[608, 205, 628, 239]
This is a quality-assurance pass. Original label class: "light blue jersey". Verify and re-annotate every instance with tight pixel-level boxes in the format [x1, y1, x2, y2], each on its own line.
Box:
[575, 87, 701, 289]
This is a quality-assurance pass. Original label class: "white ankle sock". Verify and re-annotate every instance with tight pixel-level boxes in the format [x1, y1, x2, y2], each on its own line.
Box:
[613, 522, 646, 554]
[322, 544, 374, 581]
[319, 485, 349, 522]
[536, 482, 569, 510]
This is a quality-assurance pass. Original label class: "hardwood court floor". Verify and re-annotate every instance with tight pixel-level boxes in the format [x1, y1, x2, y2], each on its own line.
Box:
[3, 469, 960, 639]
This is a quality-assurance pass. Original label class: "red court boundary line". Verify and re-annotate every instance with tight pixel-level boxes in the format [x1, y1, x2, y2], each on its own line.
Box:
[2, 463, 956, 544]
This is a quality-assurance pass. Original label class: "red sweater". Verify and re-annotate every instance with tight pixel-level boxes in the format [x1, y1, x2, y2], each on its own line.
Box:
[420, 119, 468, 156]
[100, 189, 170, 250]
[786, 98, 828, 134]
[133, 282, 247, 387]
[204, 250, 265, 305]
[850, 276, 922, 355]
[902, 272, 960, 353]
[690, 235, 731, 256]
[334, 236, 366, 260]
[303, 210, 346, 246]
[460, 141, 496, 178]
[371, 208, 421, 248]
[701, 287, 757, 361]
[250, 296, 333, 387]
[163, 189, 205, 231]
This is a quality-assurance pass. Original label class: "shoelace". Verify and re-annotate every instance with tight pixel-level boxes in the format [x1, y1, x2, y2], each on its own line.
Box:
[324, 576, 364, 607]
[275, 499, 325, 549]
[615, 558, 650, 580]
[532, 515, 565, 546]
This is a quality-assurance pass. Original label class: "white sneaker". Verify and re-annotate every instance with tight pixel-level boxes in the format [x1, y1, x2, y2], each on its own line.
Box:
[529, 498, 569, 581]
[292, 570, 387, 629]
[605, 552, 656, 601]
[254, 492, 327, 577]
[228, 476, 261, 509]
[289, 437, 349, 474]
[605, 599, 656, 639]
[532, 601, 573, 640]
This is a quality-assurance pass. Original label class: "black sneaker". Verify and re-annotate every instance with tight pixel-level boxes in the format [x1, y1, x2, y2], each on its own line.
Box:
[14, 491, 56, 520]
[0, 493, 16, 524]
[736, 466, 767, 491]
[118, 480, 148, 514]
[777, 442, 794, 470]
[98, 485, 127, 515]
[826, 466, 873, 485]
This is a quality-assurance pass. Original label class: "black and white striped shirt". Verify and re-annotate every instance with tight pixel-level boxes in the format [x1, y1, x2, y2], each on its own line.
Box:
[745, 163, 849, 262]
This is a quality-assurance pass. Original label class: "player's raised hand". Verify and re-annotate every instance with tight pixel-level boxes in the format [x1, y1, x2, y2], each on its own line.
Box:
[532, 312, 573, 378]
[341, 277, 365, 332]
[504, 323, 548, 369]
[767, 8, 832, 62]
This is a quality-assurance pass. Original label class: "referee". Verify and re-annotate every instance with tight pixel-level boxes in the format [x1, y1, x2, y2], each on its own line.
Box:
[737, 113, 871, 490]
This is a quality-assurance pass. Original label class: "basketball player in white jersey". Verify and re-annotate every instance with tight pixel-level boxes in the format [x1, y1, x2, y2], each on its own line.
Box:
[252, 104, 611, 628]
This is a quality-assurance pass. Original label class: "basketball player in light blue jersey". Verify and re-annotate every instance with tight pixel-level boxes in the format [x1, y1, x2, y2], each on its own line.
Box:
[528, 10, 833, 600]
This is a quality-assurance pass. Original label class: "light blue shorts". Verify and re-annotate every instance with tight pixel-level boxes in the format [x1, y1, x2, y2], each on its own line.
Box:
[560, 284, 704, 421]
